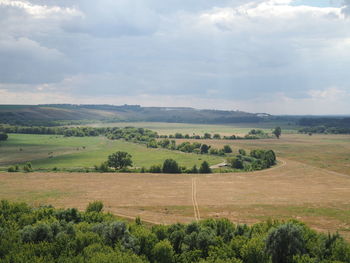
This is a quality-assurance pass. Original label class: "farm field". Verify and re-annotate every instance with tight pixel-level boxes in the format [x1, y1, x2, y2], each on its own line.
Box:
[0, 131, 350, 240]
[175, 133, 350, 175]
[84, 121, 298, 135]
[1, 158, 350, 240]
[0, 134, 223, 170]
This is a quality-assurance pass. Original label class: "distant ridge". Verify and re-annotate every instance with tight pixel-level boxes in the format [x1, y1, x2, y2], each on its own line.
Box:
[0, 104, 270, 125]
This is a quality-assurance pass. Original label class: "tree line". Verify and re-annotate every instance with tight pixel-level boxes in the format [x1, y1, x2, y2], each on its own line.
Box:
[299, 118, 350, 134]
[93, 148, 276, 174]
[0, 125, 281, 141]
[0, 200, 349, 263]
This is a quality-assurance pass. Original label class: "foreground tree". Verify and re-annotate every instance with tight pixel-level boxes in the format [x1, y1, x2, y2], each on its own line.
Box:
[107, 151, 133, 170]
[265, 223, 305, 263]
[273, 127, 282, 139]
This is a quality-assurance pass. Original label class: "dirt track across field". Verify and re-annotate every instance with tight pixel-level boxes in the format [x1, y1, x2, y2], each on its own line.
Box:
[1, 157, 350, 239]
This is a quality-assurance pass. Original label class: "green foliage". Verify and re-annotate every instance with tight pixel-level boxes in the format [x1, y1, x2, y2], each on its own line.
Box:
[107, 151, 133, 170]
[149, 164, 162, 173]
[228, 157, 244, 169]
[0, 201, 350, 263]
[273, 126, 282, 139]
[23, 162, 33, 172]
[223, 145, 233, 153]
[86, 201, 104, 213]
[238, 149, 246, 156]
[199, 161, 212, 174]
[200, 144, 211, 154]
[162, 159, 181, 174]
[153, 240, 175, 263]
[0, 132, 8, 141]
[266, 223, 305, 263]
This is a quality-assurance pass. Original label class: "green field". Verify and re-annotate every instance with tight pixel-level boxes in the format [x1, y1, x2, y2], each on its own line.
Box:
[84, 121, 298, 135]
[0, 134, 223, 170]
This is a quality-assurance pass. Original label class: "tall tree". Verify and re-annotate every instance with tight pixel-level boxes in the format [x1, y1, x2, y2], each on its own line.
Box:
[265, 223, 305, 263]
[273, 127, 282, 139]
[107, 151, 133, 170]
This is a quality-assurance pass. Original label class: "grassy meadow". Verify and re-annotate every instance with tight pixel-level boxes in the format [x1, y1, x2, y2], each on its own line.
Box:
[0, 134, 223, 170]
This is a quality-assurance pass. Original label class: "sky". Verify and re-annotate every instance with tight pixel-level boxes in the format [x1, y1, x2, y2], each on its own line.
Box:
[0, 0, 350, 115]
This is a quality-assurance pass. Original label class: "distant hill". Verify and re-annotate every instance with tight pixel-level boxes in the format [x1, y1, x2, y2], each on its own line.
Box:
[0, 104, 270, 125]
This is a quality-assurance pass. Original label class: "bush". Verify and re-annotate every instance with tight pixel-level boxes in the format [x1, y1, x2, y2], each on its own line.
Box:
[162, 159, 181, 174]
[238, 149, 246, 156]
[8, 166, 16, 172]
[23, 162, 32, 172]
[86, 201, 104, 213]
[223, 145, 232, 153]
[149, 165, 162, 173]
[0, 132, 8, 141]
[199, 161, 212, 173]
[228, 157, 244, 169]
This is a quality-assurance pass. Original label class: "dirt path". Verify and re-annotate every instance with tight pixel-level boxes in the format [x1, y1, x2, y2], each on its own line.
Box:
[192, 177, 200, 221]
[210, 162, 227, 169]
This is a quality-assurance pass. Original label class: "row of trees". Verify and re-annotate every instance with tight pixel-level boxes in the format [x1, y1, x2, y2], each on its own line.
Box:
[299, 126, 350, 134]
[96, 152, 212, 174]
[150, 139, 232, 156]
[159, 128, 281, 141]
[0, 125, 282, 142]
[0, 200, 349, 262]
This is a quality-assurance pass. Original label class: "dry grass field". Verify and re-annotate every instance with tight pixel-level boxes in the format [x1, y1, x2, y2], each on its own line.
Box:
[1, 133, 350, 239]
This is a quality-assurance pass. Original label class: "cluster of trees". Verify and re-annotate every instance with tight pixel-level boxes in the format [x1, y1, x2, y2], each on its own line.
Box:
[0, 125, 159, 141]
[149, 139, 232, 157]
[0, 125, 107, 137]
[298, 118, 350, 134]
[7, 162, 33, 173]
[227, 149, 276, 171]
[159, 130, 277, 141]
[299, 126, 350, 135]
[146, 159, 211, 174]
[244, 129, 271, 140]
[0, 132, 8, 141]
[95, 152, 212, 174]
[1, 200, 349, 263]
[106, 127, 158, 143]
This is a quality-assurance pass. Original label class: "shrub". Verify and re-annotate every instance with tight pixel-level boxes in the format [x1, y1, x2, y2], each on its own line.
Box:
[149, 165, 162, 173]
[23, 162, 32, 172]
[238, 149, 246, 156]
[0, 132, 8, 141]
[199, 161, 212, 173]
[223, 145, 232, 153]
[86, 201, 104, 213]
[7, 166, 16, 172]
[228, 157, 244, 169]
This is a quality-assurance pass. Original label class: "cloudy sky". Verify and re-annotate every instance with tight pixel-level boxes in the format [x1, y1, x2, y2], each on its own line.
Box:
[1, 0, 350, 114]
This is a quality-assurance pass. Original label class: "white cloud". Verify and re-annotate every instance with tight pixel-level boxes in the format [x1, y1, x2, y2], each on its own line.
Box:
[0, 0, 350, 114]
